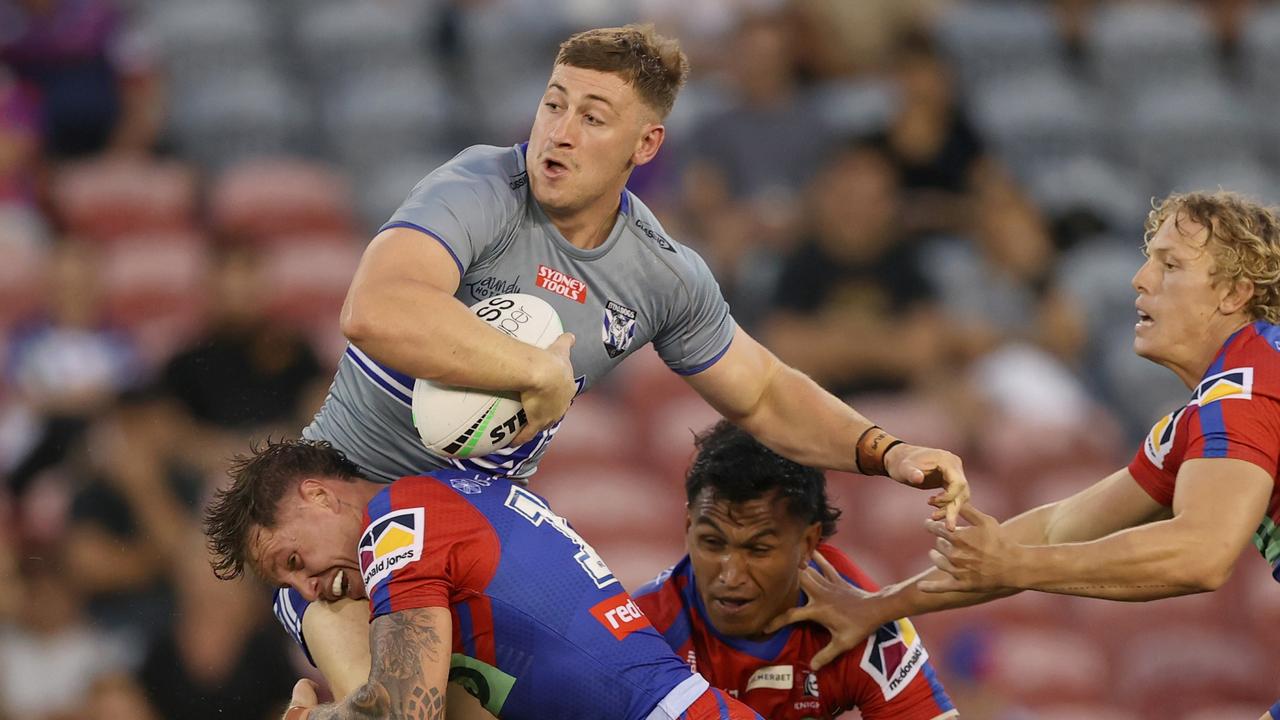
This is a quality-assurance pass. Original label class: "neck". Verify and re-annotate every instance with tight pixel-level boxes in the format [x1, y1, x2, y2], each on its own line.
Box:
[544, 188, 625, 250]
[352, 479, 383, 508]
[1169, 317, 1252, 388]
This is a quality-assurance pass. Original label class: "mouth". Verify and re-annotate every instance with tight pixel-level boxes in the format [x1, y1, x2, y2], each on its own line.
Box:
[711, 596, 756, 617]
[325, 569, 351, 601]
[541, 157, 569, 178]
[1136, 306, 1154, 329]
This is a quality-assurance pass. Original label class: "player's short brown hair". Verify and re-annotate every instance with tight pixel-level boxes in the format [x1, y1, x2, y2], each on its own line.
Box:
[1146, 191, 1280, 323]
[555, 24, 689, 119]
[203, 437, 365, 580]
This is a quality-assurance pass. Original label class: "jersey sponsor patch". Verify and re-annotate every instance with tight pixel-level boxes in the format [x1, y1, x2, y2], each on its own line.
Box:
[602, 300, 638, 358]
[590, 592, 648, 641]
[745, 664, 793, 692]
[359, 508, 425, 593]
[536, 264, 587, 303]
[1193, 367, 1254, 406]
[860, 618, 928, 701]
[1143, 405, 1187, 470]
[635, 217, 676, 252]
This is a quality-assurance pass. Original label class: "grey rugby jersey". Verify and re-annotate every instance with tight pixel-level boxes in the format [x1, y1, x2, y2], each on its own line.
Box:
[303, 143, 735, 482]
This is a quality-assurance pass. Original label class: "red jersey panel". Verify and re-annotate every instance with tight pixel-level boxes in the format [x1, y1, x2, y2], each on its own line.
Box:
[635, 543, 957, 720]
[1128, 321, 1280, 580]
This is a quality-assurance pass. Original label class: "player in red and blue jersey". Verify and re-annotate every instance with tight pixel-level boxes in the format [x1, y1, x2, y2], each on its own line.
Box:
[203, 438, 763, 720]
[761, 192, 1280, 719]
[635, 422, 957, 720]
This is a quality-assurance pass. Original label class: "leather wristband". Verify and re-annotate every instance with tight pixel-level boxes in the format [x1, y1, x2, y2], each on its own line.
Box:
[855, 425, 903, 477]
[283, 707, 312, 720]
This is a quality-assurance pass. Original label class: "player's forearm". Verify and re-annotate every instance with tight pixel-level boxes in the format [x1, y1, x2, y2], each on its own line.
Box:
[341, 280, 558, 392]
[735, 364, 872, 472]
[299, 681, 395, 720]
[1005, 518, 1226, 600]
[874, 567, 1020, 623]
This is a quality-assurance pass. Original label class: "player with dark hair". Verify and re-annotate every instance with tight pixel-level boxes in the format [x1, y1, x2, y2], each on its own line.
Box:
[767, 191, 1280, 719]
[634, 421, 958, 719]
[204, 438, 764, 720]
[284, 22, 970, 698]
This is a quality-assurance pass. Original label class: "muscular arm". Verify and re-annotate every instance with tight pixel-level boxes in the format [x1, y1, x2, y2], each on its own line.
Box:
[307, 606, 451, 720]
[682, 326, 874, 471]
[340, 227, 562, 393]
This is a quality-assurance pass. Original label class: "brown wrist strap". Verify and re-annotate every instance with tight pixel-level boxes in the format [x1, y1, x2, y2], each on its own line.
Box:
[284, 707, 312, 720]
[855, 425, 903, 477]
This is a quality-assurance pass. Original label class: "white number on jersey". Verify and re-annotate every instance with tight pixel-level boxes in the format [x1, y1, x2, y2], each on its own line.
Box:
[504, 486, 618, 589]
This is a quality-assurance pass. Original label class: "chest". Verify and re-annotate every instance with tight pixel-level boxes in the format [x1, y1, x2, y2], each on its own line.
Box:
[454, 238, 670, 391]
[689, 636, 840, 719]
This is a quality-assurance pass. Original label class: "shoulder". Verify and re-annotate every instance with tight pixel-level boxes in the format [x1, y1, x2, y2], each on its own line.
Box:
[401, 144, 528, 210]
[633, 557, 694, 623]
[621, 193, 713, 282]
[815, 543, 880, 593]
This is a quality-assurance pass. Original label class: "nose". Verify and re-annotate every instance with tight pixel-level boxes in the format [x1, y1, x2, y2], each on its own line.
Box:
[1132, 257, 1152, 294]
[547, 110, 576, 148]
[716, 551, 748, 589]
[296, 576, 321, 602]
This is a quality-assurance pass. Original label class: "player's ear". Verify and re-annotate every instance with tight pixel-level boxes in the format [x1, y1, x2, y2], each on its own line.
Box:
[800, 523, 822, 563]
[298, 477, 333, 510]
[684, 506, 692, 535]
[1219, 277, 1254, 316]
[632, 123, 665, 167]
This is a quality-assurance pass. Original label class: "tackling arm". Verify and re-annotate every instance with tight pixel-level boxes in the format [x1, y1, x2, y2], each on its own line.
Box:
[301, 606, 452, 720]
[684, 326, 969, 524]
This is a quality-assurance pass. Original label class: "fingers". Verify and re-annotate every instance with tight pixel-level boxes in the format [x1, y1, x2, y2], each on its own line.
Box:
[917, 577, 961, 593]
[810, 641, 844, 672]
[763, 606, 814, 634]
[958, 502, 993, 527]
[944, 496, 960, 531]
[290, 678, 320, 707]
[811, 549, 841, 582]
[928, 548, 960, 577]
[924, 519, 953, 541]
[547, 332, 576, 357]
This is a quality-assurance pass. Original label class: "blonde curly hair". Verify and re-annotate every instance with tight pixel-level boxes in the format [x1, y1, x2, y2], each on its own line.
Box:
[1145, 191, 1280, 323]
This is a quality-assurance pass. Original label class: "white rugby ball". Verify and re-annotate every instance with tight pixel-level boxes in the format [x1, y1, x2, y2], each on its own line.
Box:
[412, 293, 564, 458]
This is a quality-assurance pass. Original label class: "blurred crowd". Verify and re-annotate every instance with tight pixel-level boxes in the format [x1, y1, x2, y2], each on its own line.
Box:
[1, 0, 1278, 718]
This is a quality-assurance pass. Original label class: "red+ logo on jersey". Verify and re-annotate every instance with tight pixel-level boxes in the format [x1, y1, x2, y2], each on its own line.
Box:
[590, 592, 648, 641]
[536, 265, 587, 303]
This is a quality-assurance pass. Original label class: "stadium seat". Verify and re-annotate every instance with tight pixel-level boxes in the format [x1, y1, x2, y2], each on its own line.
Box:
[296, 1, 429, 83]
[210, 159, 357, 244]
[257, 236, 362, 324]
[1182, 706, 1273, 720]
[1241, 3, 1280, 96]
[1169, 158, 1280, 206]
[1117, 626, 1271, 716]
[51, 157, 197, 242]
[323, 67, 453, 174]
[933, 1, 1066, 94]
[530, 394, 644, 471]
[1122, 79, 1259, 201]
[971, 72, 1105, 181]
[353, 154, 451, 232]
[1027, 156, 1152, 239]
[1032, 705, 1139, 720]
[1087, 2, 1220, 99]
[149, 0, 274, 86]
[980, 624, 1109, 705]
[808, 78, 898, 140]
[100, 233, 211, 364]
[168, 68, 313, 170]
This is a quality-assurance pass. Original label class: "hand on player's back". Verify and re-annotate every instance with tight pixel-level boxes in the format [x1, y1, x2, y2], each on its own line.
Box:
[511, 332, 577, 447]
[885, 444, 970, 530]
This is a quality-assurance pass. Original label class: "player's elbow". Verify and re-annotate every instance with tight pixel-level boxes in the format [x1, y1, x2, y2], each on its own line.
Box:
[1189, 556, 1234, 592]
[340, 293, 379, 346]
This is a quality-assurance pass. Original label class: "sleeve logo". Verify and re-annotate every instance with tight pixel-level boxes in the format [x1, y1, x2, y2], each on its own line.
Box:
[589, 591, 650, 641]
[1192, 367, 1253, 406]
[1143, 405, 1187, 470]
[359, 508, 425, 594]
[860, 618, 928, 701]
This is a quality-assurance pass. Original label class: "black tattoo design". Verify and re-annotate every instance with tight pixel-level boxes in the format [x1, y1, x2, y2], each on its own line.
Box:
[305, 609, 448, 720]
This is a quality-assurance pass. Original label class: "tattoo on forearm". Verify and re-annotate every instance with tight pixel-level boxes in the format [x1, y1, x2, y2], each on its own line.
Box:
[306, 610, 448, 720]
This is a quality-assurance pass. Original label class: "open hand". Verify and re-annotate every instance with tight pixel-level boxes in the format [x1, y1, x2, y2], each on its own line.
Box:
[919, 504, 1018, 593]
[762, 550, 883, 671]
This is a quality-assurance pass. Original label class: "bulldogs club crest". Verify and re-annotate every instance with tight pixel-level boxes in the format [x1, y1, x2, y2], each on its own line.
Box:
[602, 300, 638, 359]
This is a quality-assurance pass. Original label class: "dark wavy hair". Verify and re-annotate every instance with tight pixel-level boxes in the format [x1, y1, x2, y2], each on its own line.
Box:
[203, 437, 365, 580]
[685, 421, 842, 538]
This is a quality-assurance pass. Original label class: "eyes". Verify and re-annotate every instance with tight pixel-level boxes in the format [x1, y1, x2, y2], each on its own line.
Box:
[542, 101, 605, 126]
[696, 535, 774, 557]
[286, 554, 300, 573]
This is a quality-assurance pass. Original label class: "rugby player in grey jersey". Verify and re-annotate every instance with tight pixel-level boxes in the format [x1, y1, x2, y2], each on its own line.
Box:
[255, 24, 971, 714]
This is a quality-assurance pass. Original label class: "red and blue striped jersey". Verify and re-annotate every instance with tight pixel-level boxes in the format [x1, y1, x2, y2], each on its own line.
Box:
[633, 544, 957, 720]
[359, 470, 706, 719]
[1129, 321, 1280, 580]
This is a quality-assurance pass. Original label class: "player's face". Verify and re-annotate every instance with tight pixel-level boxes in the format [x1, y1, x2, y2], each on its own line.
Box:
[527, 64, 664, 219]
[686, 489, 822, 639]
[1132, 214, 1246, 384]
[251, 487, 366, 604]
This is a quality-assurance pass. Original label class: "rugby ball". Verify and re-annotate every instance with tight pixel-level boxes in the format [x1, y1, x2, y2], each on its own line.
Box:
[412, 294, 563, 458]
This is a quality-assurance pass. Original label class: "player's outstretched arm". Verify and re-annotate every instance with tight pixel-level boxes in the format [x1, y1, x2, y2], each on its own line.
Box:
[766, 469, 1172, 667]
[683, 326, 969, 526]
[341, 227, 576, 441]
[925, 458, 1271, 600]
[288, 606, 452, 720]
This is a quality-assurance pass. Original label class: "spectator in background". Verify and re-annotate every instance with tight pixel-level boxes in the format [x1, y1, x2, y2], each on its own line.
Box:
[161, 247, 322, 472]
[6, 239, 138, 500]
[882, 33, 991, 239]
[64, 389, 203, 641]
[0, 0, 162, 158]
[0, 65, 40, 206]
[138, 534, 295, 720]
[763, 140, 947, 397]
[791, 0, 948, 77]
[0, 555, 127, 720]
